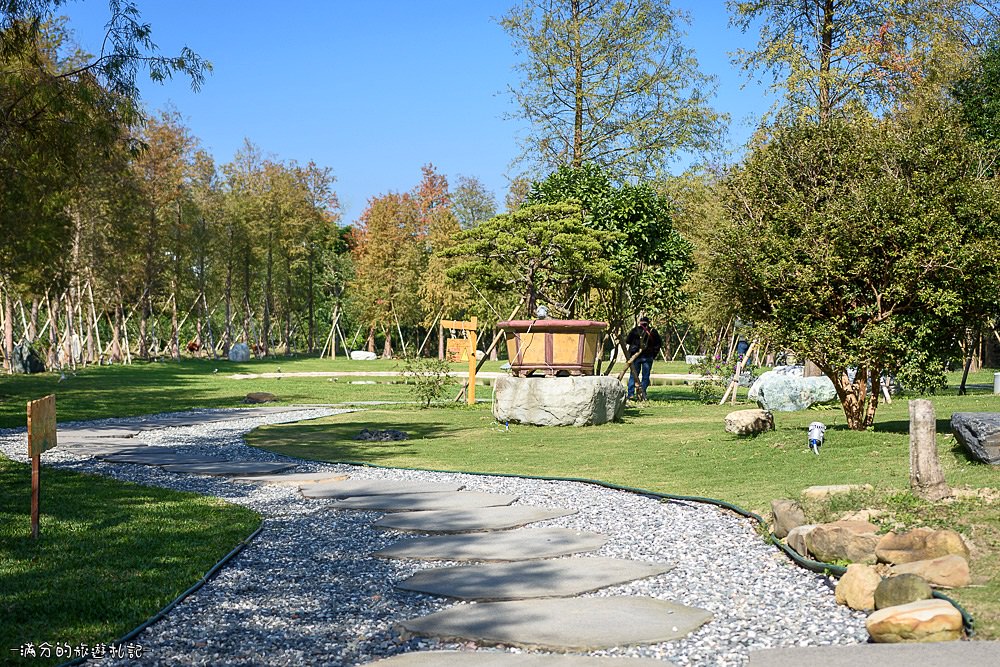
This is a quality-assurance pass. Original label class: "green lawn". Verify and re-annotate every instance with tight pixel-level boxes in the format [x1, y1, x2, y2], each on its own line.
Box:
[0, 458, 260, 666]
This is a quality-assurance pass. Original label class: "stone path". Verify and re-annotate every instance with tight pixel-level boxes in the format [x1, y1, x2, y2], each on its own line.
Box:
[4, 406, 886, 665]
[53, 407, 715, 661]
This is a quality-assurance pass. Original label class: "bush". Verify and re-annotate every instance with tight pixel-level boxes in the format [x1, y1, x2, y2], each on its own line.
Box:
[401, 355, 455, 408]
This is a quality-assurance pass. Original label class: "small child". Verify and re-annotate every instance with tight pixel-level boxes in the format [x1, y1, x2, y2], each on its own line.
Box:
[808, 421, 826, 455]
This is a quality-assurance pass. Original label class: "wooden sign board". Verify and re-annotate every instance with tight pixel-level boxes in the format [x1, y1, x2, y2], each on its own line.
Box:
[27, 394, 57, 457]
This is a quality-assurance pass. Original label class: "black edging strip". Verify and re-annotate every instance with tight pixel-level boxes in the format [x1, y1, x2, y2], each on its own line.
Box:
[324, 458, 976, 637]
[56, 523, 265, 667]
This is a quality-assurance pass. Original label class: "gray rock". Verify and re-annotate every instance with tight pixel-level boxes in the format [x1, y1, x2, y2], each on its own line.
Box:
[492, 375, 626, 427]
[10, 342, 45, 373]
[950, 412, 1000, 464]
[301, 479, 464, 499]
[725, 409, 774, 436]
[228, 343, 251, 362]
[244, 392, 277, 404]
[350, 350, 378, 361]
[685, 355, 706, 365]
[771, 499, 806, 539]
[396, 557, 673, 600]
[748, 371, 837, 412]
[873, 574, 933, 610]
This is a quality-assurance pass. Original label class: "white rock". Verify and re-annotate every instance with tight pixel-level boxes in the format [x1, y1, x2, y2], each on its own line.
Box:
[228, 343, 250, 362]
[350, 350, 378, 361]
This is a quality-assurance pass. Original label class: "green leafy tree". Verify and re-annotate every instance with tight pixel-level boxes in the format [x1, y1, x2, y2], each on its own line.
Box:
[500, 0, 723, 179]
[527, 164, 693, 346]
[443, 202, 619, 317]
[713, 109, 1000, 430]
[952, 39, 1000, 154]
[729, 0, 999, 122]
[451, 175, 497, 230]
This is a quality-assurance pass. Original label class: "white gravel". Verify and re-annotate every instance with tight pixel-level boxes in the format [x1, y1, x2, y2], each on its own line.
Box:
[0, 408, 869, 666]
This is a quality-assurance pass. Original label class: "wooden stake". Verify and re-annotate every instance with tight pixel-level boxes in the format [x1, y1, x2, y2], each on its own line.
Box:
[909, 399, 950, 501]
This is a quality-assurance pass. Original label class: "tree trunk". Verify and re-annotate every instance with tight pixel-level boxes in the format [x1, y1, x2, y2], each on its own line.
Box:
[3, 287, 13, 373]
[139, 293, 150, 359]
[111, 302, 122, 364]
[909, 399, 951, 501]
[571, 0, 583, 167]
[381, 325, 393, 359]
[170, 292, 180, 361]
[307, 249, 315, 353]
[262, 231, 273, 357]
[47, 293, 61, 371]
[824, 363, 880, 430]
[366, 325, 375, 353]
[818, 0, 834, 124]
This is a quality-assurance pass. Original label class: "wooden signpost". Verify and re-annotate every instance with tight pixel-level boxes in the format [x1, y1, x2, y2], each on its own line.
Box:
[27, 394, 57, 539]
[441, 317, 477, 405]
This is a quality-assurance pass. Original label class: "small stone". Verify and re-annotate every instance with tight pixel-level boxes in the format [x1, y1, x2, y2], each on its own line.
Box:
[876, 528, 970, 565]
[725, 409, 775, 436]
[835, 564, 882, 610]
[865, 599, 964, 643]
[807, 520, 880, 564]
[244, 392, 278, 404]
[770, 499, 806, 539]
[890, 555, 971, 589]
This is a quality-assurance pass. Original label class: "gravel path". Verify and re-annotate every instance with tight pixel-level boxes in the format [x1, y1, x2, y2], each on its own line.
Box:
[0, 408, 869, 666]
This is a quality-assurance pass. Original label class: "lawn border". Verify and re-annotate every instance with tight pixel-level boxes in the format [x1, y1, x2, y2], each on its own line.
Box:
[53, 522, 264, 667]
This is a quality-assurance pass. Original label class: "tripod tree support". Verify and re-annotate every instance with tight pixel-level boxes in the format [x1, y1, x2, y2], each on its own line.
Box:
[442, 317, 478, 405]
[27, 394, 57, 539]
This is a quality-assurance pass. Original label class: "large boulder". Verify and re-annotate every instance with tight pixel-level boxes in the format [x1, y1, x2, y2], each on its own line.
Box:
[835, 564, 882, 610]
[10, 342, 45, 374]
[770, 499, 806, 539]
[748, 370, 837, 411]
[891, 555, 971, 589]
[874, 573, 933, 609]
[492, 375, 625, 427]
[950, 412, 1000, 465]
[350, 350, 378, 361]
[725, 409, 774, 436]
[876, 528, 970, 565]
[807, 520, 880, 564]
[865, 599, 964, 643]
[228, 343, 251, 362]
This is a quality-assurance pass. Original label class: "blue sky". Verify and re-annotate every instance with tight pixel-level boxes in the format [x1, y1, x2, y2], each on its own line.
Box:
[61, 1, 773, 219]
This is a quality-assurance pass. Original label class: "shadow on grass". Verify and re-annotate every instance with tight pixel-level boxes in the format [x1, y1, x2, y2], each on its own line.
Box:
[874, 417, 954, 435]
[250, 418, 465, 463]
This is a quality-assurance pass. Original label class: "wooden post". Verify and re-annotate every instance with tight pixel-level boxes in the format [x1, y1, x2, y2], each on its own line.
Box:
[468, 318, 477, 405]
[442, 317, 478, 405]
[908, 399, 950, 501]
[27, 394, 57, 539]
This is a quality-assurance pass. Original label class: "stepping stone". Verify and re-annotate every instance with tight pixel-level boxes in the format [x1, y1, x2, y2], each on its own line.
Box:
[396, 557, 673, 600]
[364, 651, 675, 665]
[59, 444, 148, 457]
[331, 491, 518, 512]
[374, 507, 576, 533]
[98, 451, 229, 465]
[398, 596, 713, 651]
[301, 479, 465, 499]
[374, 528, 608, 561]
[231, 471, 350, 486]
[57, 435, 145, 447]
[160, 461, 297, 476]
[746, 641, 1000, 667]
[59, 426, 141, 439]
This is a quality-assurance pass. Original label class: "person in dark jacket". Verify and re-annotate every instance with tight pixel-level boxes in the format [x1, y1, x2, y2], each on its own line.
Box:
[624, 316, 662, 399]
